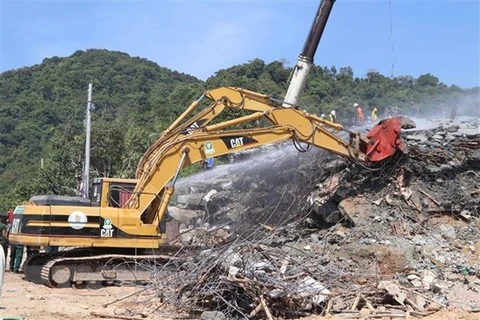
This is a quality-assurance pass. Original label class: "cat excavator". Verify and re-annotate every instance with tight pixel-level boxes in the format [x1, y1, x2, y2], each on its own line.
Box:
[9, 86, 415, 286]
[8, 0, 416, 287]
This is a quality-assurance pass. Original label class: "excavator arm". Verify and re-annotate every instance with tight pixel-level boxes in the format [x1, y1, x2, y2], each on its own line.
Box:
[127, 87, 415, 224]
[136, 86, 344, 179]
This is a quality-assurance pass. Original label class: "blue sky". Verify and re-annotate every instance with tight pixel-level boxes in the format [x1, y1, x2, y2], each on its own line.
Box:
[1, 0, 479, 88]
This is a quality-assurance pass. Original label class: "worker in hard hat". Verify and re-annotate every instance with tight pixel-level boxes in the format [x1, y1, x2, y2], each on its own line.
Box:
[371, 106, 379, 121]
[320, 113, 326, 120]
[329, 110, 337, 123]
[354, 103, 365, 126]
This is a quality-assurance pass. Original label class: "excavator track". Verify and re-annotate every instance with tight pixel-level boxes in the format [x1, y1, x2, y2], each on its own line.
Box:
[39, 253, 177, 288]
[23, 252, 52, 284]
[23, 246, 198, 288]
[23, 249, 94, 284]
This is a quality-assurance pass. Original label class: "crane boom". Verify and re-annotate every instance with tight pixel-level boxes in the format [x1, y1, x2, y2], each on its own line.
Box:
[283, 0, 335, 107]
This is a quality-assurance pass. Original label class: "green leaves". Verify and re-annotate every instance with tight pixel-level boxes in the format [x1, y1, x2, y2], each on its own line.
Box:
[417, 73, 440, 87]
[89, 120, 125, 178]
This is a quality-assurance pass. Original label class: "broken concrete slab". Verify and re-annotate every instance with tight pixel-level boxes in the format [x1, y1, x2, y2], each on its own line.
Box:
[168, 206, 201, 224]
[458, 127, 480, 138]
[378, 281, 407, 306]
[176, 194, 205, 209]
[406, 134, 428, 142]
[338, 197, 371, 226]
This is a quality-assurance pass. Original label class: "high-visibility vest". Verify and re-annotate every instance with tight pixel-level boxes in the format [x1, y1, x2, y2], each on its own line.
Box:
[329, 113, 336, 123]
[371, 108, 378, 121]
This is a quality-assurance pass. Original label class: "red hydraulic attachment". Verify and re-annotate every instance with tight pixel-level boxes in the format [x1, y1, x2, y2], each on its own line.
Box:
[365, 117, 416, 162]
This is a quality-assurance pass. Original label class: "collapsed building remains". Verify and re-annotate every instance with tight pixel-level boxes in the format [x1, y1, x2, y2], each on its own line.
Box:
[94, 117, 480, 319]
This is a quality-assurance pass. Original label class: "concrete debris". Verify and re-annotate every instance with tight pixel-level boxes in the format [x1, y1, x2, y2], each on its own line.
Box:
[421, 270, 437, 289]
[167, 206, 201, 224]
[406, 134, 428, 142]
[294, 276, 331, 304]
[438, 224, 456, 240]
[228, 266, 240, 277]
[176, 194, 205, 209]
[200, 311, 227, 320]
[377, 281, 407, 306]
[400, 187, 412, 200]
[119, 117, 479, 319]
[203, 189, 218, 202]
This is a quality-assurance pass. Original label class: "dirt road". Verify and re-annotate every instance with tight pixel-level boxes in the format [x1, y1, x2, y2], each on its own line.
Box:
[0, 271, 153, 320]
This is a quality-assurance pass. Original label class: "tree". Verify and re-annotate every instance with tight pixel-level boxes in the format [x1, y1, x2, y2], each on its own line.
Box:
[416, 73, 439, 87]
[36, 131, 82, 196]
[89, 120, 125, 178]
[118, 126, 152, 178]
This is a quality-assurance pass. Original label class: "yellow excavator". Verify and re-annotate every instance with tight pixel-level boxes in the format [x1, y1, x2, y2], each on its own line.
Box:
[8, 0, 416, 287]
[10, 86, 414, 286]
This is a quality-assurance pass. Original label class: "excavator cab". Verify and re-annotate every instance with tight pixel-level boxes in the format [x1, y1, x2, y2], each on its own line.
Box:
[19, 178, 137, 209]
[91, 177, 138, 208]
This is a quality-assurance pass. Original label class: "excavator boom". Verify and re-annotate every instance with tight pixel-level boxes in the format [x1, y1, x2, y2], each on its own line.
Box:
[128, 87, 415, 224]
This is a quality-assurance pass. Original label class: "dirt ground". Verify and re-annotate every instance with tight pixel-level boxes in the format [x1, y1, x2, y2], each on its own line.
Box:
[1, 271, 144, 320]
[1, 271, 478, 320]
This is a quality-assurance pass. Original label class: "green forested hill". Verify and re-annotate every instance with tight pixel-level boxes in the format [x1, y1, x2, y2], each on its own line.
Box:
[0, 49, 204, 208]
[0, 49, 478, 210]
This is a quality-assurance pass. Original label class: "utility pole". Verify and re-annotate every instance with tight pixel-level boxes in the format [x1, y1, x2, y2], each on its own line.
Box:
[82, 83, 93, 198]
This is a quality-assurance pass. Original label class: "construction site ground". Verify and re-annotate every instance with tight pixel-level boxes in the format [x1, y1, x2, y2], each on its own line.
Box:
[1, 271, 478, 320]
[2, 271, 137, 320]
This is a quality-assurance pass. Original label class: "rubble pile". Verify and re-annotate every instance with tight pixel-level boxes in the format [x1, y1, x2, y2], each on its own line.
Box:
[152, 242, 334, 319]
[129, 117, 480, 319]
[171, 144, 324, 243]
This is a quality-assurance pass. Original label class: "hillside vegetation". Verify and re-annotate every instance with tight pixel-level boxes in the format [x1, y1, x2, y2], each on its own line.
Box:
[0, 49, 478, 210]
